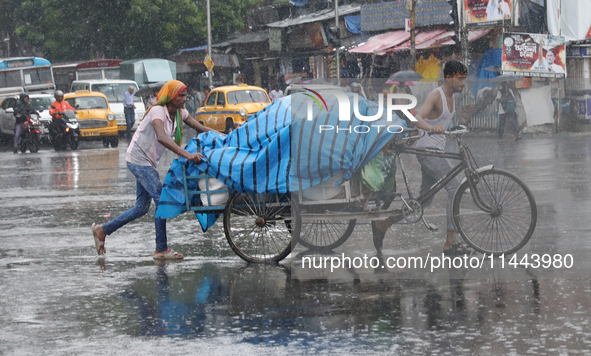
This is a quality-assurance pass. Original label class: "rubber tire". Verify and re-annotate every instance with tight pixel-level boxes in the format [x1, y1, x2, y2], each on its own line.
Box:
[223, 192, 298, 263]
[102, 138, 110, 148]
[452, 169, 537, 255]
[110, 136, 119, 148]
[297, 219, 356, 250]
[70, 137, 78, 151]
[29, 135, 40, 153]
[224, 118, 235, 134]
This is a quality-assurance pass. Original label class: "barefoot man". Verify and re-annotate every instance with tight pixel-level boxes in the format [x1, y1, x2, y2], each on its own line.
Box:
[372, 60, 472, 256]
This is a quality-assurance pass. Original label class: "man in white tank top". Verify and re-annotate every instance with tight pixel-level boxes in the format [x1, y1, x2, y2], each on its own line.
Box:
[373, 61, 472, 256]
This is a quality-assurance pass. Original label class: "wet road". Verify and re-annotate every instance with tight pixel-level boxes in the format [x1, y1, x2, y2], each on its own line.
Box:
[1, 135, 591, 354]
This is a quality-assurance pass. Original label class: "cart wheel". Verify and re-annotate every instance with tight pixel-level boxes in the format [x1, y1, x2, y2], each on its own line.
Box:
[452, 169, 537, 255]
[223, 192, 299, 263]
[297, 219, 356, 250]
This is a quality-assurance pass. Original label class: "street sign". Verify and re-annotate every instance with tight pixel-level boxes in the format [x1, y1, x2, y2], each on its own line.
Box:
[204, 55, 214, 71]
[405, 19, 411, 33]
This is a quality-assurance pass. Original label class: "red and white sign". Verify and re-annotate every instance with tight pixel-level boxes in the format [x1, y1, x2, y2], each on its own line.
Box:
[586, 25, 591, 38]
[405, 19, 411, 34]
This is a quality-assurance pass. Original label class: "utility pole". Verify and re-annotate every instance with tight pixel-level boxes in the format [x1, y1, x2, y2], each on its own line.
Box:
[335, 0, 340, 85]
[409, 0, 416, 69]
[206, 0, 213, 87]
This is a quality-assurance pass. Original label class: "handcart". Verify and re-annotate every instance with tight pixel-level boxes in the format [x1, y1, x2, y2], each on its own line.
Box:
[182, 126, 537, 264]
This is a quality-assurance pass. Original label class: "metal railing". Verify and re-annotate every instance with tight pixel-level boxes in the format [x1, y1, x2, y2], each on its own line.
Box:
[455, 92, 498, 130]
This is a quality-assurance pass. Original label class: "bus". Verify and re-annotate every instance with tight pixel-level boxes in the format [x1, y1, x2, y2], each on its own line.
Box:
[53, 59, 123, 93]
[0, 57, 55, 97]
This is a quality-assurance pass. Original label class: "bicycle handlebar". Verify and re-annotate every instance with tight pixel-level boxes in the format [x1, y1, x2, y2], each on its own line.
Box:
[423, 125, 469, 136]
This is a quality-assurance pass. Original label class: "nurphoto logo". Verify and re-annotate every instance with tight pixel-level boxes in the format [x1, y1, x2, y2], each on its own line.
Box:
[304, 89, 418, 133]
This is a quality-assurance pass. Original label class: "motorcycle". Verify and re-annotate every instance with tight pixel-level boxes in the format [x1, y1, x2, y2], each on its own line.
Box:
[49, 108, 80, 151]
[19, 113, 41, 153]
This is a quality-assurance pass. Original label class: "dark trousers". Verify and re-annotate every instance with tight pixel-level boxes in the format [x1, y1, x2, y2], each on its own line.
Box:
[13, 123, 24, 148]
[124, 107, 135, 138]
[498, 111, 519, 139]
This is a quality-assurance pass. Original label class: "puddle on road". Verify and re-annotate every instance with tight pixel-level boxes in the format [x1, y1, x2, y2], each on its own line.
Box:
[1, 137, 591, 354]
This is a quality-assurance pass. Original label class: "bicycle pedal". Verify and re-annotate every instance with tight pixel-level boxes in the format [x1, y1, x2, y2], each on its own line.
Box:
[421, 217, 438, 231]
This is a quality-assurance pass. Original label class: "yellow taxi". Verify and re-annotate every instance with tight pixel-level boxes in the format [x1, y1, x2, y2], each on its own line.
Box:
[64, 91, 120, 148]
[195, 84, 271, 133]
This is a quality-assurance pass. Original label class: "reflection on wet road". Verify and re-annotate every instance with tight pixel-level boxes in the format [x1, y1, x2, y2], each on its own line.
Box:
[1, 137, 590, 354]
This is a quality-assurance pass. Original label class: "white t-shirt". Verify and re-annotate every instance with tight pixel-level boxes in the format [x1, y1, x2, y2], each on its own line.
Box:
[126, 106, 189, 168]
[270, 90, 283, 102]
[497, 89, 514, 115]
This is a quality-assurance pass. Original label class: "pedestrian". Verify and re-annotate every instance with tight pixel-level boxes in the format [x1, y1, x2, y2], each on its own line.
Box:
[201, 85, 211, 104]
[496, 82, 521, 141]
[269, 84, 283, 103]
[123, 86, 136, 139]
[13, 92, 38, 154]
[91, 80, 216, 260]
[147, 89, 159, 107]
[350, 82, 366, 99]
[372, 61, 472, 256]
[185, 87, 198, 117]
[342, 78, 351, 93]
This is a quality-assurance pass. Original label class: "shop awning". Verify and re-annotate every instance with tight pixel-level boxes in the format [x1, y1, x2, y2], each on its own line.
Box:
[437, 28, 494, 46]
[391, 29, 448, 51]
[267, 4, 361, 28]
[385, 28, 494, 52]
[348, 30, 409, 54]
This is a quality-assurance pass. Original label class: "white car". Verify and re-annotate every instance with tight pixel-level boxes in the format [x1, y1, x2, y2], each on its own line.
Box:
[0, 93, 55, 141]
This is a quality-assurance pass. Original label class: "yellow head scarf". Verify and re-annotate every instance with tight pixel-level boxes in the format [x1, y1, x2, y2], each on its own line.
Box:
[143, 80, 187, 146]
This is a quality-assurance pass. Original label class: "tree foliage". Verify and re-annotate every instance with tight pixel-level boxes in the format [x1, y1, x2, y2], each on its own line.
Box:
[6, 0, 261, 62]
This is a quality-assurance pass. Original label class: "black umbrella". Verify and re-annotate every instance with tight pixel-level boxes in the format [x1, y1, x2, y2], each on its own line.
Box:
[135, 82, 167, 97]
[489, 75, 519, 83]
[484, 65, 502, 73]
[388, 71, 424, 81]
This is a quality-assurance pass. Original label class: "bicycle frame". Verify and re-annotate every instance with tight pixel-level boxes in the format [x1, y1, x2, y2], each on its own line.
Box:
[394, 133, 495, 215]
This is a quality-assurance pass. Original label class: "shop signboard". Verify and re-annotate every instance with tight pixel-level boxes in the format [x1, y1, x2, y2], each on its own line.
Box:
[464, 0, 513, 27]
[288, 23, 328, 49]
[502, 32, 567, 78]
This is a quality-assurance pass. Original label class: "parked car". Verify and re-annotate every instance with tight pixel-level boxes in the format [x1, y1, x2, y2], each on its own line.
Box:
[64, 91, 119, 147]
[0, 93, 54, 142]
[195, 84, 271, 133]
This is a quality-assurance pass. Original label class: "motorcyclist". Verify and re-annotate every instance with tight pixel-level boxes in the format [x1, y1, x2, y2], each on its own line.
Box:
[49, 90, 75, 120]
[13, 92, 38, 154]
[49, 90, 75, 137]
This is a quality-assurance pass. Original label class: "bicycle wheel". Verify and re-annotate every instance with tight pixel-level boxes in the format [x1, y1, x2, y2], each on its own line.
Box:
[452, 169, 537, 255]
[223, 192, 299, 263]
[296, 219, 356, 250]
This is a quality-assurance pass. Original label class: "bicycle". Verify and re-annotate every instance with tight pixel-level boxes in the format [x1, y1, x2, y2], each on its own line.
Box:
[296, 125, 537, 256]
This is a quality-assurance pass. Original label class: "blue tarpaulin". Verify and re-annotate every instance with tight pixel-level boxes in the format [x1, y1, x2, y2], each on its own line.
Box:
[156, 93, 406, 230]
[346, 15, 363, 34]
[473, 48, 502, 96]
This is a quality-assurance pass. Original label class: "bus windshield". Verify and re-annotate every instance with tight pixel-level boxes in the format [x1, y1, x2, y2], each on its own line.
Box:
[0, 70, 21, 89]
[23, 67, 53, 86]
[92, 83, 141, 103]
